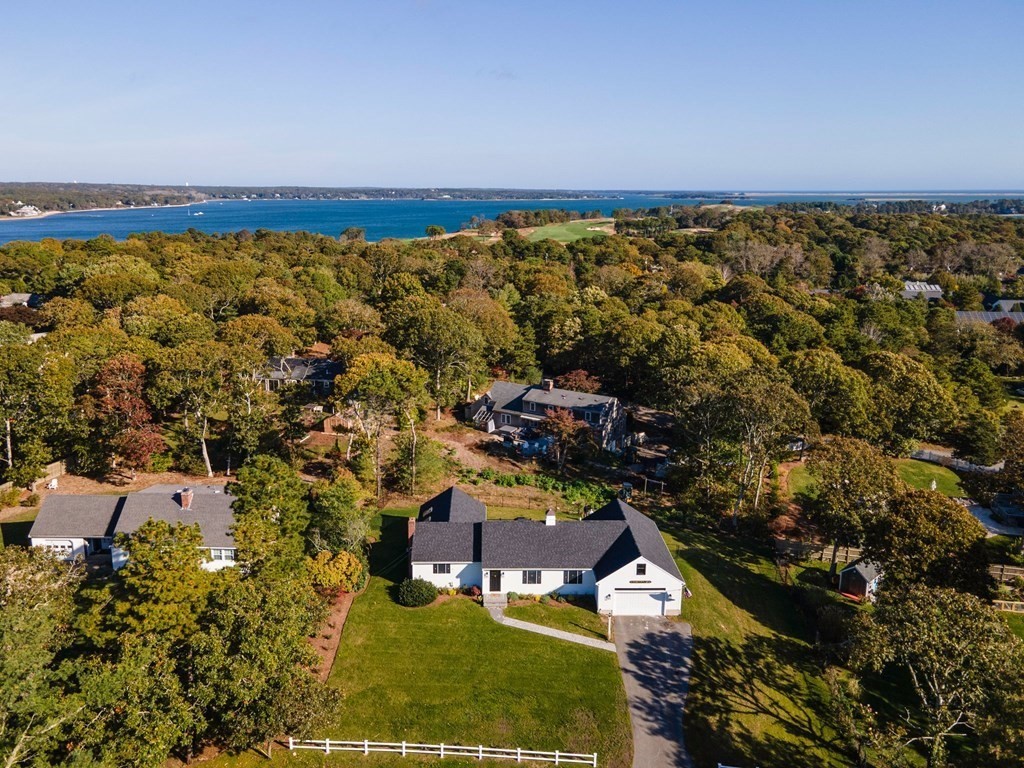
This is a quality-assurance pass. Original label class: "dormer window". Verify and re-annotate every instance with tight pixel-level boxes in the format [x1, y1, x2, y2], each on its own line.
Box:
[528, 402, 537, 413]
[636, 563, 647, 576]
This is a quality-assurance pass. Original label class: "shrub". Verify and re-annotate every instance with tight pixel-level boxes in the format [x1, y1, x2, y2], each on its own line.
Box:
[0, 487, 21, 508]
[397, 578, 438, 607]
[506, 591, 521, 602]
[540, 594, 550, 605]
[22, 493, 40, 507]
[463, 585, 481, 597]
[306, 550, 365, 594]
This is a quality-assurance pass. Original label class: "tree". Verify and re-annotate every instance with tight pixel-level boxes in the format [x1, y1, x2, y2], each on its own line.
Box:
[228, 455, 311, 574]
[538, 407, 593, 473]
[1000, 409, 1024, 494]
[785, 349, 874, 438]
[309, 473, 370, 553]
[384, 296, 482, 419]
[387, 429, 447, 495]
[306, 550, 365, 594]
[0, 547, 84, 767]
[853, 586, 1022, 767]
[188, 573, 337, 753]
[425, 224, 446, 239]
[861, 489, 989, 594]
[339, 226, 366, 243]
[807, 437, 902, 576]
[554, 369, 602, 394]
[83, 353, 165, 478]
[950, 407, 1003, 467]
[111, 519, 212, 645]
[332, 353, 427, 496]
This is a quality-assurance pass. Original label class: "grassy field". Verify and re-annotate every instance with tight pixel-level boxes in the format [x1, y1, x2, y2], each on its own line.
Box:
[525, 219, 612, 243]
[210, 508, 630, 768]
[0, 507, 38, 547]
[1004, 612, 1024, 640]
[504, 599, 609, 641]
[786, 459, 963, 499]
[667, 528, 849, 768]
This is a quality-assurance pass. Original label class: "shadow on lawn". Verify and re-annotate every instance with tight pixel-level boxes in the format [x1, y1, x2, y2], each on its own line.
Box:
[686, 633, 845, 768]
[0, 519, 32, 548]
[678, 532, 813, 642]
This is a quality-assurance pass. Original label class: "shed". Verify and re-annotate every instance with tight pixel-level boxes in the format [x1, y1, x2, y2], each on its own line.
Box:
[838, 559, 882, 602]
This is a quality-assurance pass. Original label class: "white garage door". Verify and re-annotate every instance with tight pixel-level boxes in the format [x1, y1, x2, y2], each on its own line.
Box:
[613, 589, 668, 616]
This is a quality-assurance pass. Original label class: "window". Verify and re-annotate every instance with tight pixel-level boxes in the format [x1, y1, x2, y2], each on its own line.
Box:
[563, 570, 584, 585]
[210, 548, 236, 562]
[433, 563, 451, 575]
[500, 413, 511, 424]
[636, 563, 647, 576]
[523, 570, 541, 585]
[527, 401, 537, 413]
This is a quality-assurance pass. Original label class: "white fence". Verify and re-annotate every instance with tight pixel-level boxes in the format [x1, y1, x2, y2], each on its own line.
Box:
[286, 737, 598, 766]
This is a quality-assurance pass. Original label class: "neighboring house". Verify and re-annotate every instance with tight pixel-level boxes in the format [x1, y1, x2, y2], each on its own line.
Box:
[955, 310, 1024, 326]
[0, 292, 40, 308]
[259, 356, 343, 395]
[991, 299, 1024, 313]
[409, 486, 686, 616]
[28, 495, 125, 561]
[466, 379, 627, 452]
[838, 559, 882, 602]
[900, 281, 943, 300]
[30, 484, 237, 571]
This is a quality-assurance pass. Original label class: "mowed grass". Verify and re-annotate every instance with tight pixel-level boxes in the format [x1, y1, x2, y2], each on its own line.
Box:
[0, 507, 38, 548]
[504, 599, 609, 641]
[665, 527, 847, 768]
[526, 219, 613, 243]
[211, 509, 631, 768]
[785, 459, 962, 499]
[1004, 612, 1024, 640]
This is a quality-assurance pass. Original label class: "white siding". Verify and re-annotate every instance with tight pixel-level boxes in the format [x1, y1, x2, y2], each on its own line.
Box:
[411, 562, 482, 590]
[31, 537, 88, 561]
[482, 567, 595, 597]
[110, 546, 236, 572]
[595, 557, 684, 616]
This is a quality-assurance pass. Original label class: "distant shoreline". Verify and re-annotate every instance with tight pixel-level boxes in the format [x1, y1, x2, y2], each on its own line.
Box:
[0, 200, 204, 223]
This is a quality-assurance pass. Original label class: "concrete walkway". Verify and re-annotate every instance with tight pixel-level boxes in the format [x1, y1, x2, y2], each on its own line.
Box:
[614, 616, 693, 768]
[487, 606, 616, 652]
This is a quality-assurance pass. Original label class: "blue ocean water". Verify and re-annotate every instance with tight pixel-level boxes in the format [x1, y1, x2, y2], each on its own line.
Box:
[1, 192, 1022, 245]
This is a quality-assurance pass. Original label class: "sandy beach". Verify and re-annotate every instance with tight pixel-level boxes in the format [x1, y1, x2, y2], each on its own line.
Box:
[0, 199, 206, 222]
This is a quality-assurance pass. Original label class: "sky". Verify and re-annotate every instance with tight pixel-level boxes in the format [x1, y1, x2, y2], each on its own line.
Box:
[2, 0, 1022, 190]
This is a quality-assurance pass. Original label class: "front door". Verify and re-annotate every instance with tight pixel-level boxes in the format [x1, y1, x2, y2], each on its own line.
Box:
[489, 570, 502, 593]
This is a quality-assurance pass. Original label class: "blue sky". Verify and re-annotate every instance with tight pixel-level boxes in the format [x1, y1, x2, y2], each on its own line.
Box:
[2, 1, 1022, 189]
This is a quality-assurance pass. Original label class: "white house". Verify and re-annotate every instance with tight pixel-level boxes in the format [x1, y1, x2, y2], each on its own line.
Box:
[30, 484, 237, 572]
[409, 487, 686, 617]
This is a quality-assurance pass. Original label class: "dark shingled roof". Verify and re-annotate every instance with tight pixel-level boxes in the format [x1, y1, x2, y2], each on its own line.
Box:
[29, 495, 124, 539]
[480, 519, 624, 569]
[264, 356, 342, 382]
[487, 380, 616, 415]
[411, 522, 481, 563]
[114, 484, 235, 548]
[586, 499, 684, 581]
[418, 486, 487, 523]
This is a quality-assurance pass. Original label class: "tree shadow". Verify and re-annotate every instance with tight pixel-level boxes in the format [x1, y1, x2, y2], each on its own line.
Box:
[0, 519, 32, 547]
[685, 633, 846, 768]
[678, 533, 814, 641]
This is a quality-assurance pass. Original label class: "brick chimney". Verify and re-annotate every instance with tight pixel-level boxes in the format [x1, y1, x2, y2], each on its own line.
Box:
[545, 508, 556, 526]
[179, 487, 194, 510]
[541, 378, 554, 392]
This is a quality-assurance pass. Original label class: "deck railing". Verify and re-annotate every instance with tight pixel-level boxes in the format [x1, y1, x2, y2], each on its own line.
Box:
[286, 737, 598, 766]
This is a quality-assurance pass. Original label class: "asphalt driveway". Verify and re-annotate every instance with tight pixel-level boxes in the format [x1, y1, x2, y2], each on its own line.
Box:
[614, 616, 693, 768]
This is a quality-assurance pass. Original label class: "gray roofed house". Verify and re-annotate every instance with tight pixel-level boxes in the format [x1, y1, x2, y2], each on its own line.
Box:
[466, 379, 627, 453]
[114, 484, 235, 549]
[838, 559, 882, 602]
[259, 356, 342, 395]
[30, 484, 237, 571]
[409, 486, 686, 616]
[955, 310, 1024, 325]
[901, 281, 944, 300]
[418, 486, 487, 523]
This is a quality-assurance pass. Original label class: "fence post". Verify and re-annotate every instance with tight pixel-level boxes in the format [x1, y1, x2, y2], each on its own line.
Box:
[401, 741, 406, 756]
[440, 743, 445, 758]
[479, 744, 483, 760]
[325, 739, 330, 755]
[517, 747, 522, 762]
[555, 750, 560, 765]
[288, 736, 293, 752]
[363, 739, 368, 755]
[592, 752, 598, 766]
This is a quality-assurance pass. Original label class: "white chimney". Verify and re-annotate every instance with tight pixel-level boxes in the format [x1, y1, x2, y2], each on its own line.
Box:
[180, 487, 194, 510]
[545, 508, 556, 526]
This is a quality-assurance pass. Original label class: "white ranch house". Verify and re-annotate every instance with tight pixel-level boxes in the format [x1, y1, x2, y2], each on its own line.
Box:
[409, 487, 686, 617]
[29, 484, 237, 571]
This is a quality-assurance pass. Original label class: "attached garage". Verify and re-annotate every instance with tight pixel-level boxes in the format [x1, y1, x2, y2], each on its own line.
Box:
[613, 588, 671, 616]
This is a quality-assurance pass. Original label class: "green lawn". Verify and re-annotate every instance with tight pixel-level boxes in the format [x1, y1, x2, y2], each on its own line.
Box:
[0, 507, 37, 548]
[667, 528, 848, 768]
[504, 599, 609, 641]
[894, 459, 963, 496]
[1004, 612, 1024, 640]
[211, 509, 630, 768]
[526, 219, 612, 243]
[785, 459, 962, 499]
